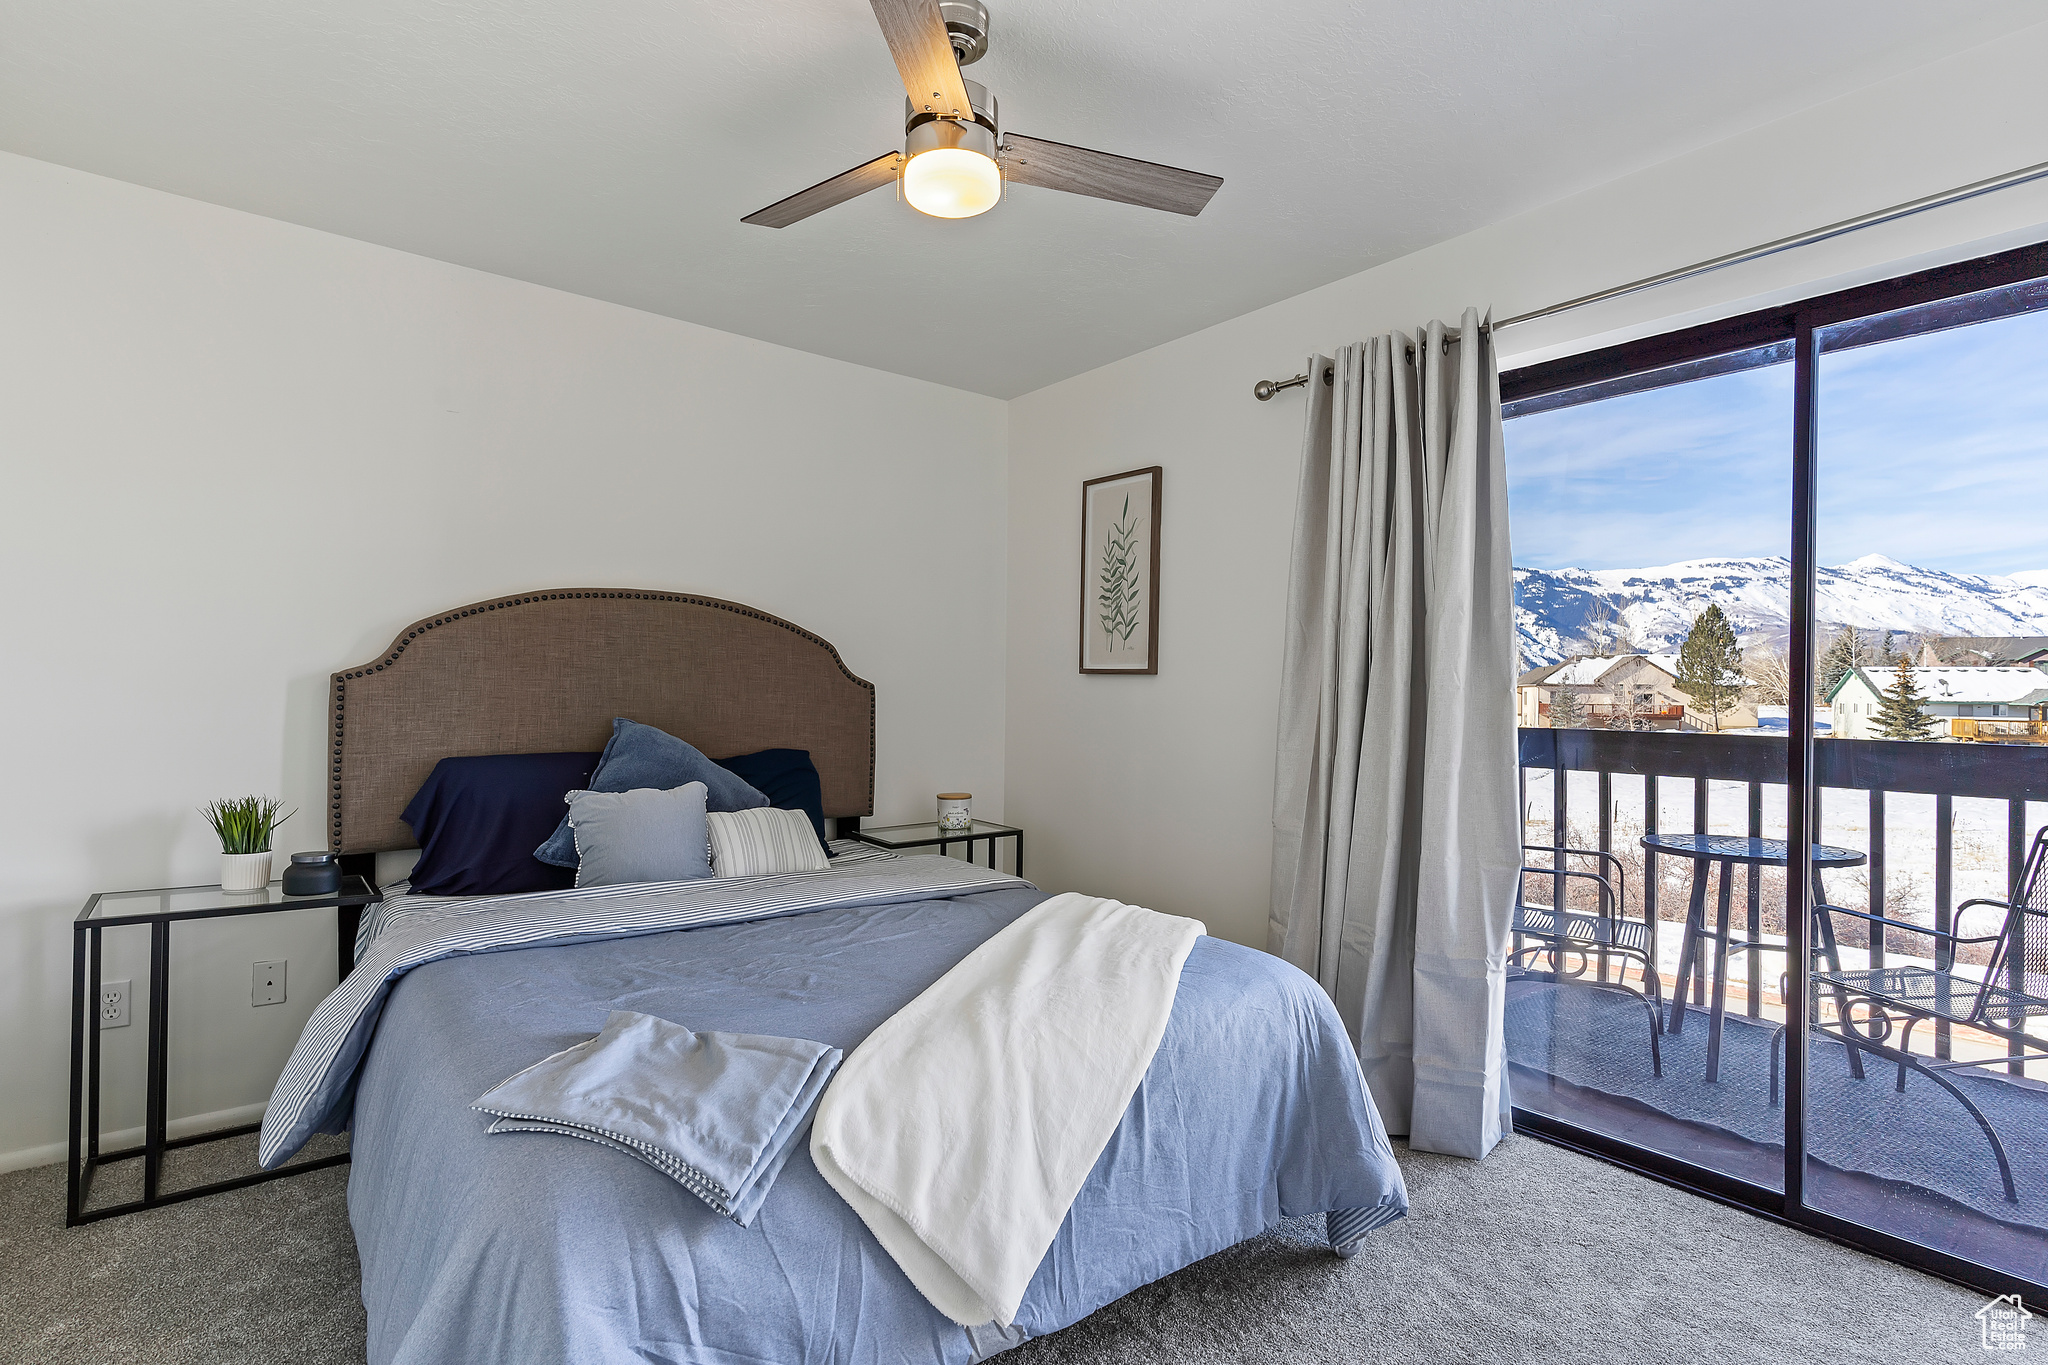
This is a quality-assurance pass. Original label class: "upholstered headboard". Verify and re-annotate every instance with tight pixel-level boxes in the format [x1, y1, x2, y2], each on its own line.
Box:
[327, 590, 875, 855]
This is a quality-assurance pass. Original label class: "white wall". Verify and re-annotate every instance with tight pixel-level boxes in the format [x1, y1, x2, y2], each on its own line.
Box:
[1003, 23, 2048, 950]
[0, 151, 1008, 1168]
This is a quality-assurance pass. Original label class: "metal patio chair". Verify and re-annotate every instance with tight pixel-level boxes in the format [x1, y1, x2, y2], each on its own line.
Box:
[1512, 845, 1663, 1077]
[1770, 826, 2048, 1204]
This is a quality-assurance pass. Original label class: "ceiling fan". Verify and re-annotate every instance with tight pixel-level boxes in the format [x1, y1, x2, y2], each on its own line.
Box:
[742, 0, 1223, 227]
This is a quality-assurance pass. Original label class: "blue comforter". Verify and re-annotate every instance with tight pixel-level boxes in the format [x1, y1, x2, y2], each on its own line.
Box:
[341, 872, 1406, 1363]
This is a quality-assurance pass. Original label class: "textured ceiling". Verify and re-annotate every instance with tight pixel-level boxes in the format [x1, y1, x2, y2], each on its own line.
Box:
[3, 1, 2042, 397]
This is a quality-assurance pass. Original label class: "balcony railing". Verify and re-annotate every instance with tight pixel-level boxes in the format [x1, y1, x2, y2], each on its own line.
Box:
[1516, 726, 2048, 1064]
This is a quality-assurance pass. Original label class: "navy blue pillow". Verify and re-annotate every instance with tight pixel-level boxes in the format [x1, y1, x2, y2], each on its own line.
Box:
[713, 748, 829, 853]
[534, 719, 769, 868]
[403, 753, 600, 895]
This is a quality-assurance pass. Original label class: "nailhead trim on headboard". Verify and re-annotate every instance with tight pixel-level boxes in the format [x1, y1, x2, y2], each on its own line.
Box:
[328, 590, 877, 851]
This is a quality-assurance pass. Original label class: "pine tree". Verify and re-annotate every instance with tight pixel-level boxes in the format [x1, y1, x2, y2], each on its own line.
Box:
[1879, 629, 1897, 664]
[1818, 625, 1863, 698]
[1674, 604, 1744, 731]
[1550, 682, 1586, 729]
[1873, 656, 1935, 740]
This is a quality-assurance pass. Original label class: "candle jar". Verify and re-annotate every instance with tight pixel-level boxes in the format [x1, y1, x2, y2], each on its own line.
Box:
[937, 793, 972, 831]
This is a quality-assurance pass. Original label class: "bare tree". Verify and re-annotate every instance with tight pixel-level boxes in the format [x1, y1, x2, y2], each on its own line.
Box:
[1569, 597, 1649, 657]
[1816, 623, 1887, 698]
[1743, 643, 1793, 707]
[1917, 634, 1975, 665]
[1606, 686, 1659, 731]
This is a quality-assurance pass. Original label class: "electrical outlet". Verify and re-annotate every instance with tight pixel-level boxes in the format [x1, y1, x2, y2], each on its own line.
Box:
[99, 980, 131, 1029]
[252, 960, 286, 1007]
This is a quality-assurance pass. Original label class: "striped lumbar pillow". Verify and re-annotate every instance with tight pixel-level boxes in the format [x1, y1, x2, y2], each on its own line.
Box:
[706, 808, 832, 878]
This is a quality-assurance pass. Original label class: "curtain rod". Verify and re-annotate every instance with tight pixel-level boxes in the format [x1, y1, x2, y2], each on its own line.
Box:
[1492, 156, 2048, 332]
[1253, 157, 2048, 400]
[1251, 328, 1468, 400]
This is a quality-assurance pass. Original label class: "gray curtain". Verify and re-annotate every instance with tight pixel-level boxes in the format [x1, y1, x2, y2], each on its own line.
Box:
[1268, 307, 1520, 1159]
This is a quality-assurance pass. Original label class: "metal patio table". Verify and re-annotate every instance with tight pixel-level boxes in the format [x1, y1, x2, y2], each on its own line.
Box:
[1642, 833, 1866, 1084]
[68, 877, 379, 1224]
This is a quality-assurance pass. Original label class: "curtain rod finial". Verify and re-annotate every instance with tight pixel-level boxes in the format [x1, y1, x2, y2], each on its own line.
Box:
[1254, 371, 1314, 401]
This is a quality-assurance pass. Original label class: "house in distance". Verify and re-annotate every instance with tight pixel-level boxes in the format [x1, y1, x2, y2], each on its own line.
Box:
[1516, 654, 1758, 732]
[1829, 665, 2048, 740]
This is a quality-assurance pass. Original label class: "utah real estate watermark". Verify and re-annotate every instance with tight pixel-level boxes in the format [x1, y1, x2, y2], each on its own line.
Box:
[1979, 1294, 2031, 1351]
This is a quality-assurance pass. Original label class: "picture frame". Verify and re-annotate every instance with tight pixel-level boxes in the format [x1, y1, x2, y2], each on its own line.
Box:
[1079, 465, 1162, 674]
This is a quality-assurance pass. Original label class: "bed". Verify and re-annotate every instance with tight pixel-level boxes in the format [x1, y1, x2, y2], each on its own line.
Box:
[262, 589, 1408, 1364]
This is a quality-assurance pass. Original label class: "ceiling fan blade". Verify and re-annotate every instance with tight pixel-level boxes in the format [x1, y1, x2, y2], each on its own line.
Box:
[1000, 134, 1223, 216]
[869, 0, 975, 120]
[742, 152, 902, 228]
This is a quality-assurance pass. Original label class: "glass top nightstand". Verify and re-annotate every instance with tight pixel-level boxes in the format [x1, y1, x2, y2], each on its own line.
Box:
[68, 876, 378, 1225]
[850, 820, 1023, 876]
[80, 878, 379, 926]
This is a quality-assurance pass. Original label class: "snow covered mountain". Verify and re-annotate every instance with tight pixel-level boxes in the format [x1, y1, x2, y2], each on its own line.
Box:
[1515, 554, 2048, 667]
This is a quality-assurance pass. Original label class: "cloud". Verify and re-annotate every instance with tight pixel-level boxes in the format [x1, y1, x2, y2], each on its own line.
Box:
[1506, 306, 2048, 575]
[1506, 361, 1791, 568]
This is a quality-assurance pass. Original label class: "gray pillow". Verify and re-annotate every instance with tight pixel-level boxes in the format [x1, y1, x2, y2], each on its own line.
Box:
[535, 719, 768, 868]
[565, 782, 712, 888]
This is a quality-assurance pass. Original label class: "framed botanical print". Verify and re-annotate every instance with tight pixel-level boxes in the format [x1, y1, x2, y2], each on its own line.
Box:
[1079, 465, 1161, 674]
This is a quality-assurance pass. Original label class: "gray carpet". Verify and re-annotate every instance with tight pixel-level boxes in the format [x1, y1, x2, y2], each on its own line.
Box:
[0, 1134, 1992, 1364]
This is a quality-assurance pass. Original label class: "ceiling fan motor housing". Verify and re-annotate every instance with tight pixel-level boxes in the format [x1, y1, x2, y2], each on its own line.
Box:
[904, 76, 998, 163]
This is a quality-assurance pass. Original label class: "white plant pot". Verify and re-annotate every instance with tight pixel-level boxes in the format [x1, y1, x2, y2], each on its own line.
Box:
[220, 851, 274, 892]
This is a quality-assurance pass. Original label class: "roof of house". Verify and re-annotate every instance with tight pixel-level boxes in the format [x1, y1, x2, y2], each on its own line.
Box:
[1517, 654, 1678, 689]
[1832, 665, 2048, 705]
[1920, 636, 2048, 666]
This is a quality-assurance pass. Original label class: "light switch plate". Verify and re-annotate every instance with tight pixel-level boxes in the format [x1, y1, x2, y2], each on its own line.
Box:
[253, 960, 286, 1007]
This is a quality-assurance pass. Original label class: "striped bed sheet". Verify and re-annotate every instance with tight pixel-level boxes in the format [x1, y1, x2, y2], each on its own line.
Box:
[353, 838, 896, 958]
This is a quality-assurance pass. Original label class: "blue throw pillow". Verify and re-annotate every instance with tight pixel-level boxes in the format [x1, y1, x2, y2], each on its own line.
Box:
[535, 719, 768, 868]
[713, 748, 829, 853]
[403, 752, 600, 895]
[565, 782, 712, 887]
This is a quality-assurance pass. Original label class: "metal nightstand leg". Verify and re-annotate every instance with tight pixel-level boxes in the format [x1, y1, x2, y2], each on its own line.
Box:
[144, 919, 170, 1202]
[66, 927, 85, 1225]
[87, 927, 102, 1172]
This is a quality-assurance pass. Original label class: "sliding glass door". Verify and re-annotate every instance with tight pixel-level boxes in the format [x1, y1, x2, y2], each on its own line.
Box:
[1500, 241, 2048, 1303]
[1502, 339, 1792, 1190]
[1804, 271, 2048, 1289]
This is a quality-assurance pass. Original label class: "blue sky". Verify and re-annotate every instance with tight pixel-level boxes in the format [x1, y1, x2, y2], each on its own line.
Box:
[1503, 304, 2048, 576]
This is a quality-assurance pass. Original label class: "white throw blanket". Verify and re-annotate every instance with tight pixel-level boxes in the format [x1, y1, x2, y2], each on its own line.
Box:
[809, 892, 1204, 1327]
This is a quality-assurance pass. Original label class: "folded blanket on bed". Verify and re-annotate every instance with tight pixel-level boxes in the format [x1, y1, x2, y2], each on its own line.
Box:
[810, 892, 1203, 1328]
[473, 1010, 841, 1227]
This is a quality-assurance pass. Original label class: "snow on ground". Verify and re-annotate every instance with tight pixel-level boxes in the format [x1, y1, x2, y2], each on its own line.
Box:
[1723, 703, 1830, 736]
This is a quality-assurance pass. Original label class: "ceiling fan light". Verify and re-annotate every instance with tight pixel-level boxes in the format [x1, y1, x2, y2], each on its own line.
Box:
[903, 147, 1001, 219]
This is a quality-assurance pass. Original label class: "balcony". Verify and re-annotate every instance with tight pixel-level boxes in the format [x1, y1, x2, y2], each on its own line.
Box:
[1512, 726, 2048, 1284]
[1951, 717, 2048, 744]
